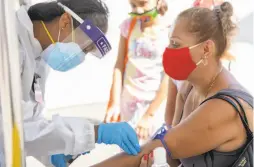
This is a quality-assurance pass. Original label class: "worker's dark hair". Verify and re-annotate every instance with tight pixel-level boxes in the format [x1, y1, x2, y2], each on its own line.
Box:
[28, 0, 109, 33]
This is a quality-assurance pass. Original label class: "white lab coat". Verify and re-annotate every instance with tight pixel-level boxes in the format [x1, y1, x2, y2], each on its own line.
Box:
[0, 6, 95, 166]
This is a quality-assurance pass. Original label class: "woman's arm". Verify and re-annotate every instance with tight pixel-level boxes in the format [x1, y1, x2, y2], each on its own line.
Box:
[96, 98, 242, 167]
[91, 138, 181, 167]
[165, 78, 178, 125]
[91, 140, 161, 167]
[92, 151, 142, 167]
[94, 88, 247, 166]
[164, 99, 240, 159]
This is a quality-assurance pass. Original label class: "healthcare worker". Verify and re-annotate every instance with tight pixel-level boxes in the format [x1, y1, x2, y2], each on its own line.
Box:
[0, 0, 140, 166]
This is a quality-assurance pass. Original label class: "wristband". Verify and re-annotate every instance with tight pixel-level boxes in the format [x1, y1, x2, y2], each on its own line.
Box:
[152, 124, 172, 156]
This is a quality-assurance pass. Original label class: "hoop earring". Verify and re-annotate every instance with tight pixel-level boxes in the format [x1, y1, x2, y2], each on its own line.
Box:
[202, 56, 208, 66]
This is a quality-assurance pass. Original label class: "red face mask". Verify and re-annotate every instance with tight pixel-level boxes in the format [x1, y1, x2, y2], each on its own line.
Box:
[162, 44, 203, 80]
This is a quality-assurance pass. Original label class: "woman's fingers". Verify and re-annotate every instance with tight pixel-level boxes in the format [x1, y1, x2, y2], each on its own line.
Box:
[148, 152, 154, 166]
[139, 152, 154, 167]
[139, 154, 148, 167]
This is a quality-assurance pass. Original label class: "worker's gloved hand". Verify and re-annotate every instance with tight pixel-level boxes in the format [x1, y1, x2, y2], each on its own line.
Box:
[51, 154, 66, 167]
[51, 152, 90, 167]
[97, 122, 141, 155]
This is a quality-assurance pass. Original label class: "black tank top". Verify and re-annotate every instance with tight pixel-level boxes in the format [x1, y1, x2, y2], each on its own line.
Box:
[180, 89, 253, 167]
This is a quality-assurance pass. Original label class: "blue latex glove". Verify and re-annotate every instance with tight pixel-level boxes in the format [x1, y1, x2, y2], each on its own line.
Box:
[51, 154, 66, 167]
[97, 122, 140, 155]
[51, 152, 90, 167]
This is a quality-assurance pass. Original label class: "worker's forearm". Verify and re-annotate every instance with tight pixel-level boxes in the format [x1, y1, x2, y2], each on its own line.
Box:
[25, 115, 95, 156]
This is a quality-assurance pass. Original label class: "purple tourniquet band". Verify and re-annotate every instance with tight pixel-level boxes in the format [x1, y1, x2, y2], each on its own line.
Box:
[152, 124, 172, 156]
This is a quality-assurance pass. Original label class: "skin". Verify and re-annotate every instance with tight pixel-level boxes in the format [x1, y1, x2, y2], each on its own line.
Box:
[33, 13, 96, 52]
[33, 12, 100, 142]
[171, 81, 192, 127]
[91, 140, 160, 167]
[164, 78, 178, 125]
[129, 0, 157, 14]
[33, 13, 73, 49]
[104, 0, 169, 141]
[93, 15, 253, 167]
[160, 17, 253, 158]
[166, 0, 233, 127]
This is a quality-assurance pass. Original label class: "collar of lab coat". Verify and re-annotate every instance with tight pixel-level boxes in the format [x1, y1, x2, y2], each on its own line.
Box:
[16, 5, 43, 58]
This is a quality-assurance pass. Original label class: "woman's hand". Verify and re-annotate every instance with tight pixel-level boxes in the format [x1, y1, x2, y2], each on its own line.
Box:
[136, 113, 153, 141]
[139, 147, 181, 167]
[139, 152, 154, 167]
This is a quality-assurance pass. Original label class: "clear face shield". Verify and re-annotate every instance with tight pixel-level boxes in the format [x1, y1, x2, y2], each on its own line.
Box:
[57, 2, 111, 59]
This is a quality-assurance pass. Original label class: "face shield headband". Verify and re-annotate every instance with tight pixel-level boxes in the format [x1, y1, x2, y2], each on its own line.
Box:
[57, 2, 112, 58]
